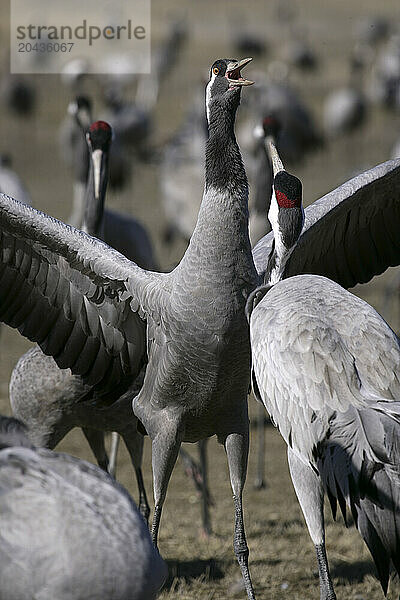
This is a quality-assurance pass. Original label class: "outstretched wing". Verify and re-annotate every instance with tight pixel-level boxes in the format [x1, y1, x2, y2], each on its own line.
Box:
[253, 159, 400, 288]
[0, 194, 164, 397]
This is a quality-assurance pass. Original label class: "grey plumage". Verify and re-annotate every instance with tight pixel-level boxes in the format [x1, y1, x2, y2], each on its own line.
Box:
[1, 57, 258, 599]
[0, 415, 166, 600]
[3, 56, 400, 599]
[249, 136, 400, 597]
[252, 157, 400, 287]
[250, 275, 400, 595]
[161, 95, 271, 247]
[10, 121, 152, 519]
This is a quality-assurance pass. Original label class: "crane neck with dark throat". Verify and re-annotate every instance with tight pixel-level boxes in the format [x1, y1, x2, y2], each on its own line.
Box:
[82, 156, 108, 238]
[205, 96, 246, 193]
[183, 92, 253, 273]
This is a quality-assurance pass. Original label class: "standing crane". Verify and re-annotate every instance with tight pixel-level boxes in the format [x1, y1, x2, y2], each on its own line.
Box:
[248, 130, 400, 599]
[0, 57, 258, 599]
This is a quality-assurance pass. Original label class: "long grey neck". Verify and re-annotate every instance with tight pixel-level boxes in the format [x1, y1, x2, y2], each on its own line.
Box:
[74, 126, 90, 185]
[82, 157, 107, 237]
[69, 123, 90, 229]
[180, 100, 256, 286]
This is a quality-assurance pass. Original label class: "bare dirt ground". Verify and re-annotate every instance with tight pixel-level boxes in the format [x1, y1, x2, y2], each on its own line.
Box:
[1, 0, 400, 598]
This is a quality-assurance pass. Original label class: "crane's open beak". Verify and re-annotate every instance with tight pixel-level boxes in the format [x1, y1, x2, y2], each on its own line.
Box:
[226, 57, 254, 87]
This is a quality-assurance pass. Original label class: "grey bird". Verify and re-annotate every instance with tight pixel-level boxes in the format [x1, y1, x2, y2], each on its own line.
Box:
[10, 120, 152, 519]
[13, 117, 213, 528]
[193, 115, 279, 497]
[62, 97, 157, 269]
[0, 57, 258, 599]
[248, 135, 400, 598]
[0, 415, 167, 600]
[59, 95, 92, 228]
[3, 56, 400, 600]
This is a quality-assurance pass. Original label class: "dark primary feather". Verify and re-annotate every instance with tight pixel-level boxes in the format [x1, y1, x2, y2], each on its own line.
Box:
[319, 404, 400, 593]
[0, 193, 153, 397]
[252, 158, 400, 288]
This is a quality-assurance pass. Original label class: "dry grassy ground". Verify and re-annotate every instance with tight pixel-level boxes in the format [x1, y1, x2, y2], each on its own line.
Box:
[1, 0, 400, 598]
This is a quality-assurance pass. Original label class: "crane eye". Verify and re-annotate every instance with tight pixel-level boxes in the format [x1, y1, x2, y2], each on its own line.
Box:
[213, 67, 219, 75]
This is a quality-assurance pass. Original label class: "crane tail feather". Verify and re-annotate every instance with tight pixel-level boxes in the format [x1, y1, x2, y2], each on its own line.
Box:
[318, 404, 400, 592]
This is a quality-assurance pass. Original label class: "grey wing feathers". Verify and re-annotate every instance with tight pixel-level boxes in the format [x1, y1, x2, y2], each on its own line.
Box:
[319, 405, 400, 593]
[250, 275, 400, 460]
[0, 194, 158, 396]
[250, 283, 359, 460]
[250, 275, 400, 592]
[252, 159, 400, 288]
[0, 446, 167, 599]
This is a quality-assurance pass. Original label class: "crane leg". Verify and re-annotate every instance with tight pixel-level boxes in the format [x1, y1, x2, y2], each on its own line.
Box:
[121, 427, 151, 524]
[287, 447, 336, 600]
[224, 428, 256, 600]
[108, 432, 120, 477]
[254, 402, 266, 489]
[82, 427, 109, 472]
[151, 431, 181, 547]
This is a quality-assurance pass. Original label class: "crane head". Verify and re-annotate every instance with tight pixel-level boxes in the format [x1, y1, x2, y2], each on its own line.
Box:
[206, 57, 254, 123]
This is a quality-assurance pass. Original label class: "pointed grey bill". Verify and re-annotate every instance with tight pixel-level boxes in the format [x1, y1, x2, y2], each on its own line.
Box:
[92, 149, 103, 200]
[266, 136, 284, 176]
[226, 57, 254, 86]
